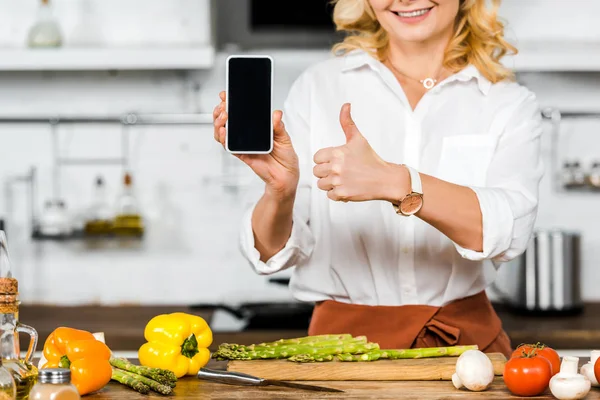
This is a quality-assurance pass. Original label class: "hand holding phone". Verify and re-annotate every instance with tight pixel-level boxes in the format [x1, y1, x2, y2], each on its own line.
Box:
[212, 56, 300, 198]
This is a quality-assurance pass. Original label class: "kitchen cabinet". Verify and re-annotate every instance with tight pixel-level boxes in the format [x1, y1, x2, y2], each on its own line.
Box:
[0, 47, 215, 71]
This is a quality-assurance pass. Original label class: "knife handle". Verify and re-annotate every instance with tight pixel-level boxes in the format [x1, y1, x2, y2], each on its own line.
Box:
[197, 368, 264, 386]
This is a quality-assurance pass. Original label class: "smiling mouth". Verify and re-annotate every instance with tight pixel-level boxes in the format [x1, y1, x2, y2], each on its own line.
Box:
[392, 7, 434, 18]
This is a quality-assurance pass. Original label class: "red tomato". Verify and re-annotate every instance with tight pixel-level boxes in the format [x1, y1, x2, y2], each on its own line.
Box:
[594, 356, 600, 384]
[504, 353, 552, 397]
[512, 343, 560, 376]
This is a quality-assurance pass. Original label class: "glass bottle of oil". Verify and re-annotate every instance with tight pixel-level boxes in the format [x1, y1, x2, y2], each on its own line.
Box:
[112, 172, 144, 237]
[84, 176, 113, 236]
[0, 232, 38, 400]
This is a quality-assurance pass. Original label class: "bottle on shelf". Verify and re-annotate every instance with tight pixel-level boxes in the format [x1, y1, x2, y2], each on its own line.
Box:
[27, 0, 62, 48]
[570, 161, 586, 188]
[587, 161, 600, 190]
[38, 200, 71, 238]
[560, 161, 574, 188]
[0, 232, 39, 400]
[84, 176, 113, 237]
[112, 172, 144, 237]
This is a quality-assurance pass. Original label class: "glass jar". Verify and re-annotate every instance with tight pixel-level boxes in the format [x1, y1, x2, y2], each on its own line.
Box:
[29, 369, 79, 400]
[0, 233, 39, 400]
[0, 359, 16, 400]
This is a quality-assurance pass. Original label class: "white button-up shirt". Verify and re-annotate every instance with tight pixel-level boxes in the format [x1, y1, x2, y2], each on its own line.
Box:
[239, 50, 544, 307]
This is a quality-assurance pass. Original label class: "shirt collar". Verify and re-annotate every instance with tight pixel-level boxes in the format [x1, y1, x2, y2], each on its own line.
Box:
[341, 50, 492, 96]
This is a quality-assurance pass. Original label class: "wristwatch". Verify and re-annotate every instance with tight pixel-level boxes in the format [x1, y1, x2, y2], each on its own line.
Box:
[393, 165, 424, 216]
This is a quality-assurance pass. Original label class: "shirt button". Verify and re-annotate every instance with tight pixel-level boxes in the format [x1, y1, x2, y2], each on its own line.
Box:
[401, 246, 410, 254]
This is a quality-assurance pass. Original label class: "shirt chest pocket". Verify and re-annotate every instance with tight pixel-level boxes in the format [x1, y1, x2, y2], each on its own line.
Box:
[435, 134, 498, 187]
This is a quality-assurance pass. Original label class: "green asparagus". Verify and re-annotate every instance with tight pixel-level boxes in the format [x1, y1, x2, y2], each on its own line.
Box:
[254, 334, 354, 347]
[219, 336, 368, 353]
[111, 369, 150, 394]
[215, 342, 380, 360]
[118, 370, 173, 395]
[337, 345, 479, 361]
[109, 357, 176, 387]
[287, 354, 335, 363]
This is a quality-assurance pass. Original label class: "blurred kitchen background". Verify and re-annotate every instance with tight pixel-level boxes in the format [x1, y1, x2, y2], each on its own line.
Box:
[1, 0, 600, 348]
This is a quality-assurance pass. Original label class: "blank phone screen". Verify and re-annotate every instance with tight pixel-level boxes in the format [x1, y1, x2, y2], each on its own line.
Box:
[227, 57, 272, 153]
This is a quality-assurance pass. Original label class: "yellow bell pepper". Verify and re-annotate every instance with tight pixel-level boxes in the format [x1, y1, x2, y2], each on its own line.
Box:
[138, 312, 212, 378]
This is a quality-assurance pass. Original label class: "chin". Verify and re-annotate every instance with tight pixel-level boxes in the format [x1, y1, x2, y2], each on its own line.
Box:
[389, 26, 438, 43]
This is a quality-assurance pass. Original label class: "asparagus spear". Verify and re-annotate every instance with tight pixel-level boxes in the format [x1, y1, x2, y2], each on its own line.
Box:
[337, 345, 479, 361]
[109, 357, 176, 387]
[215, 342, 380, 360]
[118, 370, 173, 395]
[220, 336, 368, 353]
[216, 334, 358, 352]
[256, 334, 354, 347]
[111, 368, 150, 394]
[287, 354, 335, 363]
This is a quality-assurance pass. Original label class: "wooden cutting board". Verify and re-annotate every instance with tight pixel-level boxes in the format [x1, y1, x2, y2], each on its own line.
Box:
[227, 353, 506, 381]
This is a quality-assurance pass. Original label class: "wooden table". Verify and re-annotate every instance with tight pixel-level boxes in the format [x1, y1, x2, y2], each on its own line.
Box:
[86, 376, 600, 399]
[82, 359, 600, 400]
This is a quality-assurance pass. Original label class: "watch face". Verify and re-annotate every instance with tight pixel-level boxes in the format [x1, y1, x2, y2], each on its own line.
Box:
[400, 193, 423, 215]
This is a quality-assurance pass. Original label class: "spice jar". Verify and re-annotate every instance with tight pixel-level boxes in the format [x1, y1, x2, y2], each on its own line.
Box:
[29, 369, 80, 400]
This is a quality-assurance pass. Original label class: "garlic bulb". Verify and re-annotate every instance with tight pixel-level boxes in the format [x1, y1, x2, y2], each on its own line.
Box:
[580, 350, 600, 387]
[550, 356, 591, 400]
[452, 349, 494, 391]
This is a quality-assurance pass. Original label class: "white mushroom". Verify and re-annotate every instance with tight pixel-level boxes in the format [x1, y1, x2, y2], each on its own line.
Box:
[550, 356, 591, 400]
[452, 349, 494, 391]
[580, 350, 600, 387]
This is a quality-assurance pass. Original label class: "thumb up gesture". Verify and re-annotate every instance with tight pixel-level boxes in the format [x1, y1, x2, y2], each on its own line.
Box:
[313, 103, 406, 202]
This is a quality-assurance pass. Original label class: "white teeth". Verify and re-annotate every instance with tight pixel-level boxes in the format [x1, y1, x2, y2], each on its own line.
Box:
[395, 8, 430, 18]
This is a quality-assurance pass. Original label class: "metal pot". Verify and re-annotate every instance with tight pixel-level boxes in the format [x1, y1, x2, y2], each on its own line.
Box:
[491, 229, 583, 314]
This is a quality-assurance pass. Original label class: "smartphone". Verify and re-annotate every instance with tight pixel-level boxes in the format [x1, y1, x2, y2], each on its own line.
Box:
[225, 55, 273, 154]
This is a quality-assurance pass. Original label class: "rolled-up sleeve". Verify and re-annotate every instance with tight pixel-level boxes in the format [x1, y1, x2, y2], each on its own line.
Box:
[454, 90, 544, 263]
[238, 73, 316, 275]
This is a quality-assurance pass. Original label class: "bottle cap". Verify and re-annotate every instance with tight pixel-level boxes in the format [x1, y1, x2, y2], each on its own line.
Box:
[39, 368, 71, 384]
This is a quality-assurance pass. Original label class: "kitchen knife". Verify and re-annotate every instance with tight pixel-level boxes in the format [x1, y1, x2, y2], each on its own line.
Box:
[197, 368, 344, 393]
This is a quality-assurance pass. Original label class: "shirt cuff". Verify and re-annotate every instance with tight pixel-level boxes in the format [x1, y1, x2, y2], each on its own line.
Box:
[239, 203, 315, 275]
[453, 187, 514, 261]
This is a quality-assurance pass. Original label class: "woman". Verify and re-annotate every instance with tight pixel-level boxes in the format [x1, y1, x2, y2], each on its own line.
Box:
[212, 0, 543, 358]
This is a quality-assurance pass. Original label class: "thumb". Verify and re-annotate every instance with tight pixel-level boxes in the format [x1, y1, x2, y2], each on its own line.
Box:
[339, 103, 360, 143]
[272, 110, 288, 140]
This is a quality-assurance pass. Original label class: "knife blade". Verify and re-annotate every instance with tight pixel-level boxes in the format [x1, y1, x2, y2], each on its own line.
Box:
[197, 368, 344, 393]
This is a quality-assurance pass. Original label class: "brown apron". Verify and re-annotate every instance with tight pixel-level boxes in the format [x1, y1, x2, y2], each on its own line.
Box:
[308, 291, 512, 359]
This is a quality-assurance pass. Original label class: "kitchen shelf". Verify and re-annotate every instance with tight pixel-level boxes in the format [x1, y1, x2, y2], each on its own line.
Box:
[504, 41, 600, 72]
[0, 46, 215, 71]
[31, 229, 143, 241]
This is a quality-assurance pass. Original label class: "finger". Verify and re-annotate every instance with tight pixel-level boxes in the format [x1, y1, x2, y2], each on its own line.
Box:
[213, 102, 226, 119]
[218, 126, 226, 146]
[313, 147, 334, 164]
[327, 187, 347, 202]
[317, 176, 334, 191]
[313, 163, 332, 179]
[339, 103, 361, 143]
[219, 91, 226, 102]
[213, 111, 227, 141]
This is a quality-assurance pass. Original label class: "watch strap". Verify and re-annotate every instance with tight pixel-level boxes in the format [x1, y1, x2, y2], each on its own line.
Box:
[403, 165, 422, 194]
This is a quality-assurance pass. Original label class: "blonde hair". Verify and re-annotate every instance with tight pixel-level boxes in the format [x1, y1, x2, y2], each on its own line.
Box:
[331, 0, 517, 83]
